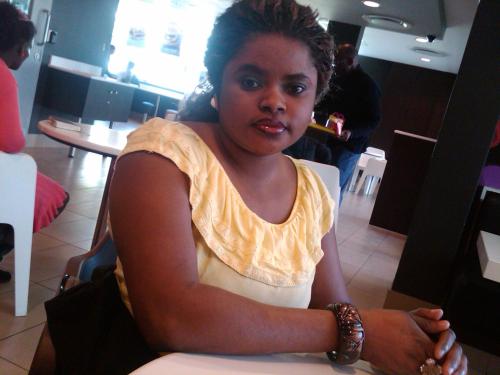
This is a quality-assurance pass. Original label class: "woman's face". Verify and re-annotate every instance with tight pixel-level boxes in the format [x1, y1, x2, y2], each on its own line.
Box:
[217, 33, 317, 156]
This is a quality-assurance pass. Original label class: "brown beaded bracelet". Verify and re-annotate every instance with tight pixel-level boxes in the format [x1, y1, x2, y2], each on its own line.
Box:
[326, 303, 365, 365]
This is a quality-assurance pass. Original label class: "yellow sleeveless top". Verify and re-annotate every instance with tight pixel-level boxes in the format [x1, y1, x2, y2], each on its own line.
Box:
[114, 119, 334, 311]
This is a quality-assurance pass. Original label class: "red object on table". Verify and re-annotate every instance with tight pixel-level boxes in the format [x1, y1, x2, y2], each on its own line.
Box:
[326, 112, 345, 136]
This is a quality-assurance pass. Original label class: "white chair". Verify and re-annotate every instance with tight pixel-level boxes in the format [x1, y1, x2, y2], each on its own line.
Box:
[300, 159, 340, 230]
[348, 149, 386, 192]
[0, 152, 37, 316]
[365, 147, 386, 159]
[355, 157, 387, 195]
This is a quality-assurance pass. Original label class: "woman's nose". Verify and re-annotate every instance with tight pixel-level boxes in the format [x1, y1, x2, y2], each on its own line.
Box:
[259, 87, 286, 114]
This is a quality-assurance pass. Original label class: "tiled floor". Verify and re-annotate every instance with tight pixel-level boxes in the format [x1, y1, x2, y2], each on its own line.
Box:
[0, 123, 496, 373]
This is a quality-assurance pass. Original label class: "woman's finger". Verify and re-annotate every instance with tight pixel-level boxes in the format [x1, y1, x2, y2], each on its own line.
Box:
[434, 329, 456, 359]
[411, 308, 444, 321]
[441, 343, 463, 375]
[452, 355, 468, 375]
[412, 314, 450, 335]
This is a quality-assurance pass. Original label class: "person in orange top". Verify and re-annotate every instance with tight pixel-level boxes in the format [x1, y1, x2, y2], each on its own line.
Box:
[0, 3, 69, 283]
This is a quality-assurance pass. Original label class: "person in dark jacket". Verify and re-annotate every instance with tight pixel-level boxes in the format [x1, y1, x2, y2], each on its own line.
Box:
[314, 43, 381, 201]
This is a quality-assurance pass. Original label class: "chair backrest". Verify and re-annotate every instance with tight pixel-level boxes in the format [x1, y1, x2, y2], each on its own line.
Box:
[0, 152, 37, 225]
[61, 231, 117, 289]
[300, 159, 340, 230]
[365, 147, 386, 159]
[365, 157, 387, 178]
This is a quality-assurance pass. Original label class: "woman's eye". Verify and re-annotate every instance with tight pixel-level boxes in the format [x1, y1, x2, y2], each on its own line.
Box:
[287, 84, 307, 95]
[240, 77, 260, 90]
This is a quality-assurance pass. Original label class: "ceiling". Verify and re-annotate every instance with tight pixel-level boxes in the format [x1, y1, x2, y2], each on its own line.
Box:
[298, 0, 479, 74]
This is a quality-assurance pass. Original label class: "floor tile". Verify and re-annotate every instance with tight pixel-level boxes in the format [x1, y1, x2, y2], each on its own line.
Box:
[39, 218, 96, 244]
[347, 284, 387, 310]
[338, 239, 374, 267]
[66, 187, 104, 205]
[31, 233, 65, 252]
[376, 233, 407, 258]
[0, 357, 27, 375]
[348, 269, 393, 299]
[1, 244, 86, 283]
[50, 209, 88, 225]
[0, 284, 53, 339]
[361, 252, 400, 280]
[35, 276, 63, 292]
[340, 261, 361, 284]
[66, 201, 101, 219]
[0, 324, 44, 370]
[71, 239, 93, 252]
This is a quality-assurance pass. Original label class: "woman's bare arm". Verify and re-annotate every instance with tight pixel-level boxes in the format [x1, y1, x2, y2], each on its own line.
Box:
[309, 226, 350, 309]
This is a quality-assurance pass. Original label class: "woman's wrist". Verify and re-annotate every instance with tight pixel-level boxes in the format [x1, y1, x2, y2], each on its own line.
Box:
[325, 303, 365, 365]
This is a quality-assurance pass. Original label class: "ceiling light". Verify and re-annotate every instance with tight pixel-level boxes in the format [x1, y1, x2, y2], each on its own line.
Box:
[362, 1, 380, 7]
[362, 15, 412, 30]
[416, 37, 429, 43]
[420, 57, 431, 62]
[412, 47, 446, 57]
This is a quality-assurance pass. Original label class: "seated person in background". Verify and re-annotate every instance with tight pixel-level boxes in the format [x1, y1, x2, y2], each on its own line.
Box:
[102, 44, 117, 79]
[117, 60, 140, 85]
[48, 0, 467, 373]
[0, 3, 69, 283]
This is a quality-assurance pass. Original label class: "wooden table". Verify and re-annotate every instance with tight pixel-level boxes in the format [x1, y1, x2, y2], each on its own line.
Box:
[131, 353, 377, 375]
[38, 120, 129, 247]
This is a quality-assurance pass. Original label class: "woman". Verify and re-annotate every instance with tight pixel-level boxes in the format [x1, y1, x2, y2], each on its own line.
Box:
[0, 3, 69, 282]
[47, 0, 466, 373]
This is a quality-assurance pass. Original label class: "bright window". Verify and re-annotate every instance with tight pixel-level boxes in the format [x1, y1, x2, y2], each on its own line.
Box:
[109, 0, 231, 94]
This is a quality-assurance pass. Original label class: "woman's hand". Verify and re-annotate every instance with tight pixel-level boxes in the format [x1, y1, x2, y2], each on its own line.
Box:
[361, 309, 436, 375]
[411, 308, 468, 375]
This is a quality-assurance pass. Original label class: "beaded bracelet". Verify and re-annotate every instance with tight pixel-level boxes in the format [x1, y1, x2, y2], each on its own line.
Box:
[326, 303, 365, 365]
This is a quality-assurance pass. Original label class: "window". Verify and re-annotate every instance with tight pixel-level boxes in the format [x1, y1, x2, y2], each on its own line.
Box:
[109, 0, 231, 94]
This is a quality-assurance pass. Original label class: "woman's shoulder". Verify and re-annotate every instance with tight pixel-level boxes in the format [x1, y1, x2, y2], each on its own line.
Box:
[122, 118, 203, 153]
[118, 118, 217, 178]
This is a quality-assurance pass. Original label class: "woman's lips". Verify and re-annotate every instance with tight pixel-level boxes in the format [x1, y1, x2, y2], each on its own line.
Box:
[253, 120, 287, 135]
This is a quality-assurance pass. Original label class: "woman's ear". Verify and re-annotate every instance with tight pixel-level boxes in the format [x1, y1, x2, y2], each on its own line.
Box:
[15, 42, 27, 58]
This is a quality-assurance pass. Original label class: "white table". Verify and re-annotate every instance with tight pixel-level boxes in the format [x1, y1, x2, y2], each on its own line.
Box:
[38, 120, 129, 246]
[131, 353, 378, 375]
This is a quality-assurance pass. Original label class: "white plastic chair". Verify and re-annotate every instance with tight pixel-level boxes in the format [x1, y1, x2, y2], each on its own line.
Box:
[355, 157, 387, 195]
[348, 150, 386, 192]
[0, 152, 37, 316]
[365, 147, 386, 159]
[300, 159, 340, 230]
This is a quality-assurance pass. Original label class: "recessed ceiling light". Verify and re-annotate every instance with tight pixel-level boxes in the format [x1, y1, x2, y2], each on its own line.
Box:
[362, 1, 380, 7]
[420, 57, 431, 62]
[416, 36, 429, 43]
[362, 14, 412, 30]
[412, 47, 446, 57]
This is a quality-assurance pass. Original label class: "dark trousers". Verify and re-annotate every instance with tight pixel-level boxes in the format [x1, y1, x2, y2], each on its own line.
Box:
[330, 145, 361, 204]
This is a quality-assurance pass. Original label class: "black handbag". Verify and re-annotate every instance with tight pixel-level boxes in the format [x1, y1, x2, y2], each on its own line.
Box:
[45, 266, 158, 375]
